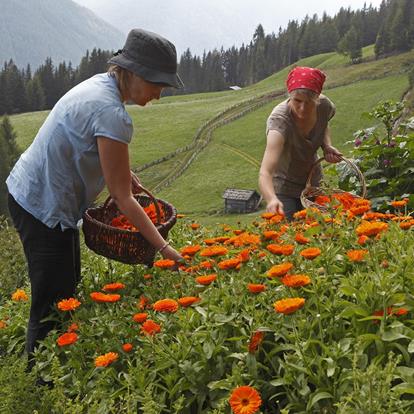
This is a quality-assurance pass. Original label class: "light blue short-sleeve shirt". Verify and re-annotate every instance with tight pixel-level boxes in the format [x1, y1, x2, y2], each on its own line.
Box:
[6, 73, 133, 230]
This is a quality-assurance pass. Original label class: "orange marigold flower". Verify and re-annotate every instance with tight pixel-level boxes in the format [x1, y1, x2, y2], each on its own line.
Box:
[132, 312, 148, 323]
[153, 259, 176, 269]
[200, 260, 215, 269]
[122, 343, 133, 352]
[270, 214, 284, 224]
[229, 385, 262, 414]
[315, 195, 331, 205]
[90, 292, 121, 303]
[257, 251, 267, 258]
[263, 230, 280, 240]
[138, 295, 150, 310]
[347, 249, 368, 262]
[95, 352, 119, 367]
[266, 244, 295, 256]
[200, 246, 229, 257]
[153, 299, 179, 313]
[281, 274, 311, 287]
[180, 245, 201, 256]
[225, 233, 261, 247]
[102, 282, 126, 292]
[393, 308, 409, 316]
[261, 212, 275, 219]
[400, 220, 414, 230]
[57, 297, 81, 311]
[295, 233, 310, 244]
[178, 296, 200, 307]
[143, 273, 152, 280]
[67, 322, 79, 332]
[11, 289, 28, 302]
[391, 198, 409, 208]
[56, 332, 78, 347]
[248, 331, 265, 353]
[190, 223, 200, 230]
[141, 320, 161, 336]
[300, 247, 321, 260]
[247, 283, 266, 293]
[293, 209, 307, 220]
[218, 258, 242, 270]
[0, 320, 7, 329]
[348, 204, 371, 216]
[237, 249, 251, 262]
[274, 297, 305, 314]
[356, 221, 388, 237]
[267, 262, 294, 278]
[357, 235, 369, 245]
[195, 274, 217, 285]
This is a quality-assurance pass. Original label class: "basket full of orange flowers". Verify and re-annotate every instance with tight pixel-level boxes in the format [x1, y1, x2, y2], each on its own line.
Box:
[300, 156, 367, 213]
[82, 186, 177, 266]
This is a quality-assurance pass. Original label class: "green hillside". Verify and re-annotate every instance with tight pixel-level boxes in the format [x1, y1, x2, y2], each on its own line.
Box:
[10, 47, 412, 222]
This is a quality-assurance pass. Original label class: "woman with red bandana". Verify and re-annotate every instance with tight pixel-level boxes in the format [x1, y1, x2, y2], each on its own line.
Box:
[259, 66, 342, 220]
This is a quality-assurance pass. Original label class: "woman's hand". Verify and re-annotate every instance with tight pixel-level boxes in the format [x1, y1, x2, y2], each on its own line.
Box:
[160, 244, 184, 264]
[323, 145, 342, 163]
[131, 171, 143, 194]
[160, 245, 185, 271]
[267, 197, 284, 216]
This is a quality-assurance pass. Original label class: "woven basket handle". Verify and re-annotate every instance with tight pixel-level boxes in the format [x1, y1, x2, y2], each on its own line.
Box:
[103, 186, 163, 226]
[305, 156, 367, 198]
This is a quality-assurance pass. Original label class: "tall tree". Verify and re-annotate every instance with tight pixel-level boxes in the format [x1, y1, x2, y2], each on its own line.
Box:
[338, 25, 363, 63]
[0, 115, 20, 167]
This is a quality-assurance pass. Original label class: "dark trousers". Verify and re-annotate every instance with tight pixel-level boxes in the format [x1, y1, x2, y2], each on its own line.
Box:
[276, 194, 304, 221]
[8, 194, 81, 354]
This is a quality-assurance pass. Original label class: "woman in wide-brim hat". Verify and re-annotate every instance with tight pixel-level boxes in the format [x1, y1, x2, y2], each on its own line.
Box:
[258, 66, 343, 220]
[6, 28, 184, 363]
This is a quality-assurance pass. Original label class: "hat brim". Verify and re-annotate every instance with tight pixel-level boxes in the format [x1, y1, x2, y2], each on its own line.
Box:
[108, 54, 184, 89]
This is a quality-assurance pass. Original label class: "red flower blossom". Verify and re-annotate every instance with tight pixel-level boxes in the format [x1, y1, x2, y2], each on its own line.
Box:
[132, 313, 148, 323]
[141, 320, 161, 335]
[57, 297, 81, 311]
[56, 332, 78, 347]
[102, 282, 126, 292]
[95, 352, 118, 367]
[247, 283, 266, 293]
[195, 274, 217, 285]
[90, 292, 121, 303]
[153, 299, 179, 313]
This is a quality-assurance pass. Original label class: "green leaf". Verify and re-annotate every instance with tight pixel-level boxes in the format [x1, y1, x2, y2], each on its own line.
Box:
[392, 383, 414, 395]
[408, 340, 414, 353]
[381, 330, 408, 342]
[270, 378, 286, 387]
[307, 391, 333, 410]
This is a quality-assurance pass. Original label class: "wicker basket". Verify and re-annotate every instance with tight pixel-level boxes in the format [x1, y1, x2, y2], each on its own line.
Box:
[82, 187, 177, 266]
[300, 156, 367, 212]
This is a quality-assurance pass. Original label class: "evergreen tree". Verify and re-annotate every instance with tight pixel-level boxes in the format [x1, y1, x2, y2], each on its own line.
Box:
[0, 129, 10, 217]
[26, 76, 46, 111]
[252, 24, 266, 82]
[338, 25, 363, 63]
[0, 115, 20, 167]
[389, 0, 412, 52]
[36, 57, 55, 108]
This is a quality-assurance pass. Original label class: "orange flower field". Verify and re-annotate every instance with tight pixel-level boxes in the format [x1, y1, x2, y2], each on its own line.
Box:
[0, 197, 413, 413]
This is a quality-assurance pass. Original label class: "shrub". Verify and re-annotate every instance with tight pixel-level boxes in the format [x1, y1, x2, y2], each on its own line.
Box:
[342, 100, 414, 210]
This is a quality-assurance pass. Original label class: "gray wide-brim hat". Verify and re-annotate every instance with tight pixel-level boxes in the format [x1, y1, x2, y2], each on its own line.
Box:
[108, 28, 184, 89]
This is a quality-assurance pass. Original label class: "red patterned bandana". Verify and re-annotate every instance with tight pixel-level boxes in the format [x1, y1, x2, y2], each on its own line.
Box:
[286, 66, 326, 94]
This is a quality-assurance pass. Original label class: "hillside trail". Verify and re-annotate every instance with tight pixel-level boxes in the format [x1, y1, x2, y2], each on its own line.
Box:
[135, 89, 284, 192]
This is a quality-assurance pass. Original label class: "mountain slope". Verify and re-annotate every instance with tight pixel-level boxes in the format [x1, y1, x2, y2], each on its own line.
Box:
[0, 0, 125, 68]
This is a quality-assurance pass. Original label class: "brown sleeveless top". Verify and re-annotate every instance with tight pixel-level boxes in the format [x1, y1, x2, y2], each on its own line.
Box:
[266, 94, 336, 198]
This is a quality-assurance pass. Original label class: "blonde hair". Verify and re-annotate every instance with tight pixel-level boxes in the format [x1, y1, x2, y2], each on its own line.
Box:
[107, 64, 133, 99]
